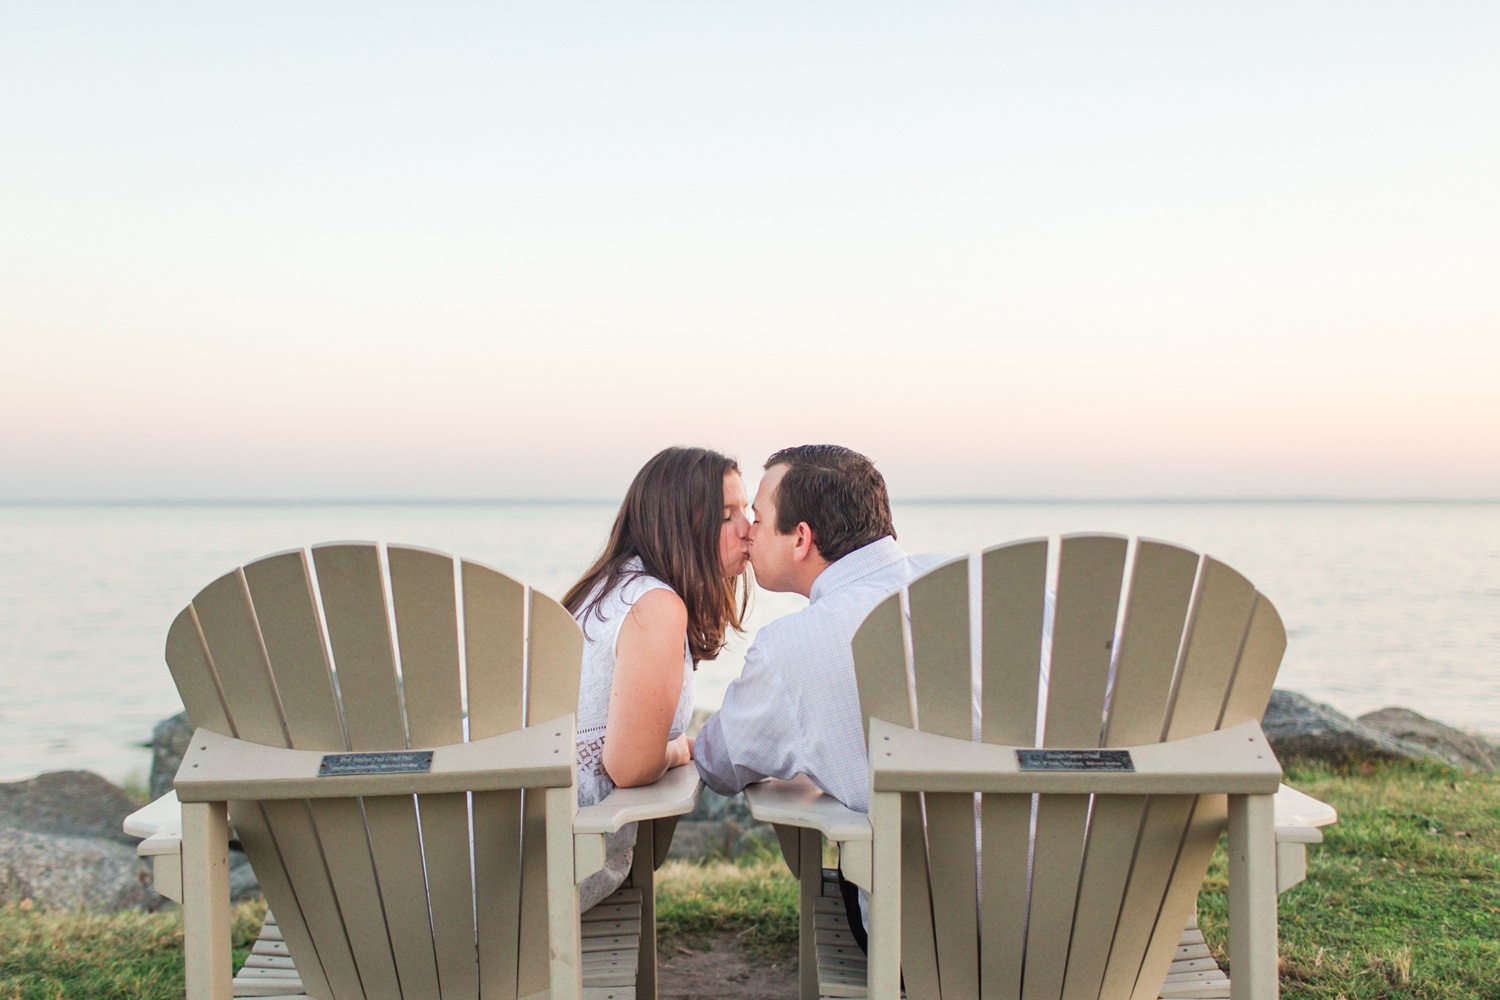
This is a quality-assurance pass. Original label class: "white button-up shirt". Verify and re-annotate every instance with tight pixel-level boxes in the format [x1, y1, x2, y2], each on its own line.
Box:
[695, 536, 953, 813]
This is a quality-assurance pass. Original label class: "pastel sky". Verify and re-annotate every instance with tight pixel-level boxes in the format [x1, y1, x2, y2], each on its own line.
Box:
[3, 2, 1497, 500]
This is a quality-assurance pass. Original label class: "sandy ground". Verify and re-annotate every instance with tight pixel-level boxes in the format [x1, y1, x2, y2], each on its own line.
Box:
[657, 932, 799, 1000]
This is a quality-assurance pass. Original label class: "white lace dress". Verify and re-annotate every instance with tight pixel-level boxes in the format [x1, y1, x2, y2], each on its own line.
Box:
[573, 558, 695, 911]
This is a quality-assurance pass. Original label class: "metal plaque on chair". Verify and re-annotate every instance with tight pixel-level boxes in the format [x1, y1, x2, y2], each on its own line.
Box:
[1016, 749, 1134, 772]
[319, 750, 434, 776]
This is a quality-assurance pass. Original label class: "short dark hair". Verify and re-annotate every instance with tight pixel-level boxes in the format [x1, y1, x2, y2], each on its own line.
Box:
[764, 445, 895, 562]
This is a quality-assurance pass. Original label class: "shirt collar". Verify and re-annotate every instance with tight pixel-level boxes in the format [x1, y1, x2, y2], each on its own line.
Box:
[809, 536, 908, 604]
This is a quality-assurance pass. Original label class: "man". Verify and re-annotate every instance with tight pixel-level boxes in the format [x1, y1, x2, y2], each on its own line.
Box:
[694, 444, 951, 950]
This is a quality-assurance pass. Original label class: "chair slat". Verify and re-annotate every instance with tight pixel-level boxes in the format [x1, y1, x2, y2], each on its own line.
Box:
[463, 561, 527, 740]
[527, 590, 584, 728]
[980, 793, 1031, 1000]
[516, 790, 552, 998]
[1059, 794, 1148, 1000]
[1164, 559, 1256, 743]
[1219, 596, 1286, 729]
[242, 550, 345, 752]
[421, 791, 482, 998]
[164, 606, 232, 737]
[1044, 535, 1127, 748]
[896, 564, 977, 999]
[925, 792, 979, 1000]
[1128, 798, 1227, 1000]
[310, 544, 405, 751]
[899, 794, 942, 1000]
[1057, 542, 1196, 999]
[854, 592, 912, 738]
[909, 558, 972, 740]
[191, 569, 287, 749]
[980, 539, 1048, 747]
[231, 803, 339, 1000]
[475, 789, 524, 1000]
[309, 797, 404, 998]
[1021, 794, 1091, 1000]
[388, 546, 464, 748]
[1106, 541, 1200, 748]
[1097, 795, 1195, 999]
[365, 796, 443, 996]
[387, 547, 482, 994]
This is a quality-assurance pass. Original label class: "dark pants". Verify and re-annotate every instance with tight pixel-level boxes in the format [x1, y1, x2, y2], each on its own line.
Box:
[836, 868, 869, 955]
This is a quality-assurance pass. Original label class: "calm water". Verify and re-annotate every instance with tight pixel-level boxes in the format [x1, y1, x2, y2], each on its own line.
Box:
[2, 502, 1497, 784]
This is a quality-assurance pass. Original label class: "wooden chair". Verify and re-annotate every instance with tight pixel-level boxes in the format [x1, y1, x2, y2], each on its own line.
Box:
[128, 543, 699, 1000]
[747, 535, 1333, 1000]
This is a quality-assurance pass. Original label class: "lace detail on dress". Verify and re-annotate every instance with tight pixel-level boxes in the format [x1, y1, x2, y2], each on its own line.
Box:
[570, 558, 695, 910]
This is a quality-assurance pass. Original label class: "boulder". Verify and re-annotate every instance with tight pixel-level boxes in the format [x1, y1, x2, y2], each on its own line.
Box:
[0, 771, 158, 911]
[1262, 689, 1446, 767]
[149, 711, 194, 801]
[1357, 707, 1500, 772]
[668, 784, 775, 861]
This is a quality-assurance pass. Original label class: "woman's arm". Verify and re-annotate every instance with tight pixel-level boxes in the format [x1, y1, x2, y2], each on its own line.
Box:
[603, 588, 694, 788]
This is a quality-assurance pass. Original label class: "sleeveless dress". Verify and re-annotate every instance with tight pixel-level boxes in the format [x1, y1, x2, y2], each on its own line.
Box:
[573, 558, 695, 911]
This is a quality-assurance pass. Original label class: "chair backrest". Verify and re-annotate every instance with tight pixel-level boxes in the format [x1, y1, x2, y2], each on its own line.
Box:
[852, 534, 1285, 1000]
[165, 542, 582, 1000]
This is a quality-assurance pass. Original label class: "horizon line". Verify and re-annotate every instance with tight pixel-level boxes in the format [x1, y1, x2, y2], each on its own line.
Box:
[3, 496, 1499, 507]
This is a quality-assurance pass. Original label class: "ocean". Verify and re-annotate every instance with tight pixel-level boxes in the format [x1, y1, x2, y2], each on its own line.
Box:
[1, 501, 1496, 784]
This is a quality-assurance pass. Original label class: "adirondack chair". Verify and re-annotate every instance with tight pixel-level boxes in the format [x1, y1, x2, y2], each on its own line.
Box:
[130, 543, 700, 1000]
[746, 535, 1331, 1000]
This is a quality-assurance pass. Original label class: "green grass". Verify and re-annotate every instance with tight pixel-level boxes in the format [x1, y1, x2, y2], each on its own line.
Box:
[0, 900, 264, 1000]
[655, 847, 800, 961]
[1199, 761, 1500, 999]
[2, 763, 1495, 997]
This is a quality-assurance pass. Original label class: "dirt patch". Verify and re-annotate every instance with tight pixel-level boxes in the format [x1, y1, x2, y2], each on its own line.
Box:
[658, 931, 798, 1000]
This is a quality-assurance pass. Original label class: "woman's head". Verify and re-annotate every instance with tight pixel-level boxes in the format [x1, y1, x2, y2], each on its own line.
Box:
[564, 446, 750, 663]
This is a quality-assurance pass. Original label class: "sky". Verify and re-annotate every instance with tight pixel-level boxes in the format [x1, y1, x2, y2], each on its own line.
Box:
[3, 2, 1497, 501]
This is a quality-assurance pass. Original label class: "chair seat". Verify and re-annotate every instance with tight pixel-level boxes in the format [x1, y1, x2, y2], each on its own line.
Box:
[231, 886, 647, 1000]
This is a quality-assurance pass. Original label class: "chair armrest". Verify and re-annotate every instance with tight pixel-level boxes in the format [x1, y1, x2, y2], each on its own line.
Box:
[871, 718, 1283, 795]
[124, 790, 182, 842]
[1275, 783, 1338, 841]
[174, 723, 574, 801]
[572, 764, 702, 882]
[744, 776, 871, 842]
[574, 764, 704, 835]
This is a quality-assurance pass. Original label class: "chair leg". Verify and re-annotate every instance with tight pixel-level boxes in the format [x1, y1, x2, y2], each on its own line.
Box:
[798, 829, 822, 1000]
[181, 801, 232, 1000]
[633, 820, 659, 1000]
[1228, 793, 1279, 1000]
[867, 792, 902, 1000]
[546, 788, 584, 1000]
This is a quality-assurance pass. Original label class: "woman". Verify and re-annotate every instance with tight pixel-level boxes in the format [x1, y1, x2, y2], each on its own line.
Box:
[562, 446, 751, 909]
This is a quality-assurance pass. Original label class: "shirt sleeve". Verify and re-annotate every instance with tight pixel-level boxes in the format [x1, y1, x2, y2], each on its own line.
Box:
[694, 633, 801, 795]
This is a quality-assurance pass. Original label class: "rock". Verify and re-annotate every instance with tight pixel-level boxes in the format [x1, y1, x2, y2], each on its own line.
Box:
[0, 771, 159, 911]
[149, 711, 194, 801]
[1262, 689, 1446, 767]
[1357, 707, 1500, 772]
[667, 785, 775, 861]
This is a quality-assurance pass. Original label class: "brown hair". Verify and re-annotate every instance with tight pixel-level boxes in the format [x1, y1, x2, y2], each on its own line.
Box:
[764, 444, 895, 563]
[564, 447, 748, 664]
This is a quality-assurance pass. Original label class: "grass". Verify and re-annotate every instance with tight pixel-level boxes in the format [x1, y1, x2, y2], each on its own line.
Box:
[655, 848, 800, 961]
[1199, 760, 1500, 999]
[0, 900, 264, 1000]
[1, 761, 1494, 998]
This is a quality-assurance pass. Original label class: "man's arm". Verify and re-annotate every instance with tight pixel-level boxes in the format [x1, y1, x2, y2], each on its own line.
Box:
[694, 639, 800, 795]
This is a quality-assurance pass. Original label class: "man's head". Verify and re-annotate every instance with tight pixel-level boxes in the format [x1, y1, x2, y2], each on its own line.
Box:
[749, 444, 896, 596]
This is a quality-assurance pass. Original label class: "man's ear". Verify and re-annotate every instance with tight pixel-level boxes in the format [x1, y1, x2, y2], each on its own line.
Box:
[790, 522, 818, 563]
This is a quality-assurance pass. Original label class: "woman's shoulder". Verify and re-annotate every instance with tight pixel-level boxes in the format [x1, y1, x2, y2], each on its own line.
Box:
[614, 558, 679, 604]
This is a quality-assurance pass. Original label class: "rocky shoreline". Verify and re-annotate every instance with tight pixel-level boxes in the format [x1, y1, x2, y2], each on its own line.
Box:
[3, 691, 1495, 913]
